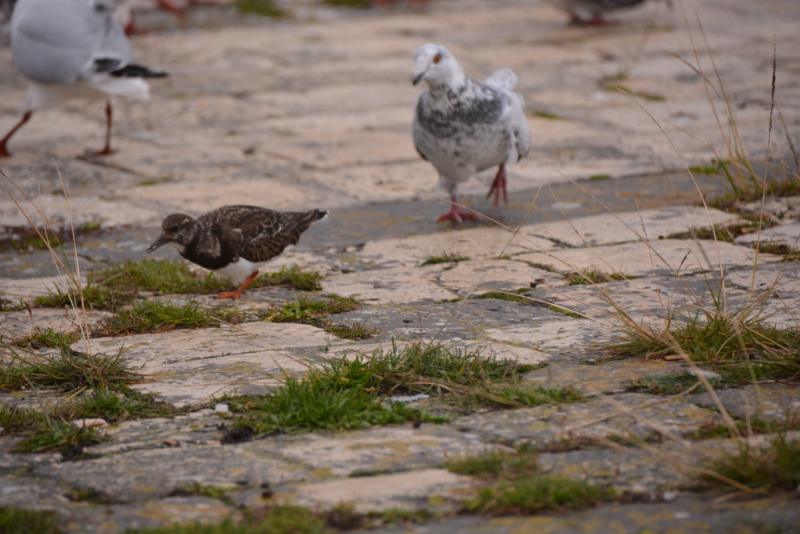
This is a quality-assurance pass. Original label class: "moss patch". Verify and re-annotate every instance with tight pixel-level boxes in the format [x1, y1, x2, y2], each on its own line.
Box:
[448, 449, 614, 514]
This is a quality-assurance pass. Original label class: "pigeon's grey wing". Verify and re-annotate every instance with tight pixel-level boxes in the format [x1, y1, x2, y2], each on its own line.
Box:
[498, 89, 531, 162]
[485, 68, 518, 91]
[11, 0, 130, 85]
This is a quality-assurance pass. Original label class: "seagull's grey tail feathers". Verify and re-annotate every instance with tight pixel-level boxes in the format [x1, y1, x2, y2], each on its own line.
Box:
[485, 68, 518, 91]
[110, 64, 169, 78]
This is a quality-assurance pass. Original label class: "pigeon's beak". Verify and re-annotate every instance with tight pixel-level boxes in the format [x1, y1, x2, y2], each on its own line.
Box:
[413, 72, 425, 86]
[146, 234, 169, 254]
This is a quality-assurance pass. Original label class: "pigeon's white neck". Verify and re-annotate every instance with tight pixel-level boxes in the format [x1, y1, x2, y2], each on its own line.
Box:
[425, 64, 468, 97]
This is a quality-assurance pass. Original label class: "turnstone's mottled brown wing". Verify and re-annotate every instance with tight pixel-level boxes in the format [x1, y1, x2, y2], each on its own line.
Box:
[218, 206, 327, 263]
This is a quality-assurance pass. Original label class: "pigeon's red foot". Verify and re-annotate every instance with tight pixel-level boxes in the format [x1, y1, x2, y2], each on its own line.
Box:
[436, 197, 478, 225]
[216, 271, 259, 300]
[486, 164, 508, 206]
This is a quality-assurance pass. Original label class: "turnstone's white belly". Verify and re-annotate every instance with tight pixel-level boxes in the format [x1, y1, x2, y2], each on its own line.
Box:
[215, 258, 269, 285]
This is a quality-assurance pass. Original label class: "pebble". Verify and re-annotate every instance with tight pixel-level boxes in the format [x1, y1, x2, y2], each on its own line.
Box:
[72, 418, 107, 428]
[662, 490, 679, 502]
[215, 403, 230, 413]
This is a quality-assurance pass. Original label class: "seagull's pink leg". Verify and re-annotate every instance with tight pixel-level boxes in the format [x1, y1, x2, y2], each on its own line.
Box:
[217, 271, 259, 299]
[80, 101, 117, 158]
[437, 195, 479, 224]
[486, 164, 508, 206]
[0, 111, 32, 158]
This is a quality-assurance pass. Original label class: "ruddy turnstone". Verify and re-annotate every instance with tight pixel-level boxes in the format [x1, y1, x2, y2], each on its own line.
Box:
[412, 44, 531, 224]
[0, 0, 167, 158]
[146, 205, 328, 299]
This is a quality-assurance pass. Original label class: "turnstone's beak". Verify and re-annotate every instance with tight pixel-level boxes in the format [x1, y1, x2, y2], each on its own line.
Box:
[146, 234, 170, 254]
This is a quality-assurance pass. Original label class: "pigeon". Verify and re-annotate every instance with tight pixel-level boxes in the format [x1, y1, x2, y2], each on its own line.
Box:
[0, 0, 167, 158]
[412, 44, 531, 223]
[545, 0, 659, 26]
[146, 206, 328, 299]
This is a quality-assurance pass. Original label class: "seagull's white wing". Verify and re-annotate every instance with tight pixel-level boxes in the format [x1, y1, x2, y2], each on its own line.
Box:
[11, 0, 131, 86]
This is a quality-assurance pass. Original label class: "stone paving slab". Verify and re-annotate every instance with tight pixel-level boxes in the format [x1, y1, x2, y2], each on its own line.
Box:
[527, 206, 741, 247]
[321, 265, 458, 305]
[74, 322, 333, 406]
[517, 239, 782, 278]
[356, 495, 800, 534]
[0, 307, 109, 338]
[281, 469, 474, 513]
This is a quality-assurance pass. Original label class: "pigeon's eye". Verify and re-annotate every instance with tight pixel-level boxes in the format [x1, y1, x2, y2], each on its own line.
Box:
[433, 54, 441, 64]
[171, 225, 179, 232]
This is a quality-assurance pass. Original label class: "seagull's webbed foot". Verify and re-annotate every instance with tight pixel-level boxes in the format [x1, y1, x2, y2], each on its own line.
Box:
[78, 147, 117, 159]
[486, 164, 508, 207]
[436, 196, 478, 225]
[216, 271, 259, 300]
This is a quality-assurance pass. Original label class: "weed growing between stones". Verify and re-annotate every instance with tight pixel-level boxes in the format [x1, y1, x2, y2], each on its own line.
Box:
[548, 305, 582, 319]
[701, 433, 800, 495]
[321, 321, 381, 340]
[263, 294, 360, 323]
[96, 300, 212, 336]
[128, 505, 331, 534]
[0, 506, 61, 534]
[608, 314, 800, 383]
[755, 242, 800, 260]
[13, 420, 108, 454]
[448, 449, 614, 514]
[420, 253, 470, 266]
[665, 219, 774, 243]
[221, 343, 576, 439]
[34, 260, 323, 311]
[626, 370, 728, 395]
[234, 0, 285, 17]
[475, 290, 531, 304]
[14, 328, 78, 351]
[0, 342, 138, 392]
[322, 0, 369, 8]
[566, 268, 630, 285]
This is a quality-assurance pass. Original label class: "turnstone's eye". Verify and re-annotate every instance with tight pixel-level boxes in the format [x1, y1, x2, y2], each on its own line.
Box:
[171, 225, 179, 232]
[433, 54, 441, 64]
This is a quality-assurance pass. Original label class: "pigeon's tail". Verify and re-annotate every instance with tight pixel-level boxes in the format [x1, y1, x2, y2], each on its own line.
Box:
[485, 68, 518, 91]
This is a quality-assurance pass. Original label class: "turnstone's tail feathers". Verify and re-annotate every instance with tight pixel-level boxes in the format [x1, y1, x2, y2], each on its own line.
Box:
[227, 207, 327, 264]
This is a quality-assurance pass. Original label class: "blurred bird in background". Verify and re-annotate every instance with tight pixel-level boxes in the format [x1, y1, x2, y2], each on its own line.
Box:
[545, 0, 668, 26]
[0, 0, 168, 157]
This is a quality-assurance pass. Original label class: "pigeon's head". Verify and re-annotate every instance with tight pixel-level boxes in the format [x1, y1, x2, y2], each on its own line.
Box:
[413, 44, 464, 89]
[146, 213, 198, 255]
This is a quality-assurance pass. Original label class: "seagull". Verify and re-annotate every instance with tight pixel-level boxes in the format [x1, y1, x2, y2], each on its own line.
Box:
[0, 0, 167, 158]
[412, 44, 531, 224]
[146, 206, 329, 299]
[545, 0, 660, 26]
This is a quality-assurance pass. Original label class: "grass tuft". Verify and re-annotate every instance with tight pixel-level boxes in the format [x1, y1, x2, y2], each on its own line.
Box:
[532, 111, 561, 120]
[322, 321, 381, 340]
[97, 300, 211, 336]
[567, 268, 629, 285]
[13, 420, 108, 454]
[34, 260, 323, 311]
[548, 305, 582, 319]
[448, 449, 614, 514]
[322, 0, 369, 7]
[0, 507, 61, 534]
[626, 371, 726, 395]
[264, 294, 360, 323]
[127, 505, 331, 534]
[589, 174, 611, 181]
[234, 0, 286, 17]
[420, 254, 470, 266]
[475, 291, 531, 304]
[0, 346, 139, 392]
[608, 314, 800, 382]
[666, 219, 773, 243]
[702, 433, 800, 493]
[15, 328, 78, 351]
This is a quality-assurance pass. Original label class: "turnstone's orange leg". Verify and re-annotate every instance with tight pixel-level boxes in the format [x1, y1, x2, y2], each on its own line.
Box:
[486, 164, 508, 206]
[80, 101, 117, 158]
[217, 270, 259, 299]
[437, 195, 479, 224]
[0, 111, 33, 158]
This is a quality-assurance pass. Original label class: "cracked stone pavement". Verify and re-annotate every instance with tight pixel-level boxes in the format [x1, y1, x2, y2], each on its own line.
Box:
[1, 0, 800, 532]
